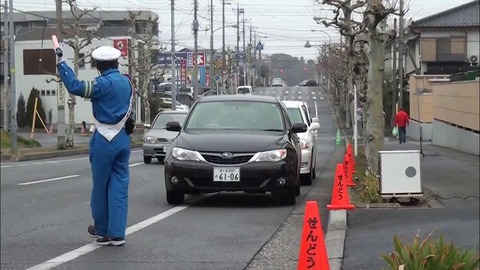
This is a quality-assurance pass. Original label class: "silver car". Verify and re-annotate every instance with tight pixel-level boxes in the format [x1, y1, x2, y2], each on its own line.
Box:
[143, 110, 188, 164]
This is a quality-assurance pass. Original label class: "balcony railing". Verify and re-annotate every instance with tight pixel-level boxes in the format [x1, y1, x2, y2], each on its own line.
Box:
[436, 53, 465, 62]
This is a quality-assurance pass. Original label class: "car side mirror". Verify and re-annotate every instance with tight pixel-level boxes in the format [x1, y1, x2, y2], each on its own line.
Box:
[144, 123, 151, 130]
[312, 117, 319, 123]
[309, 122, 320, 130]
[291, 122, 308, 133]
[166, 121, 181, 132]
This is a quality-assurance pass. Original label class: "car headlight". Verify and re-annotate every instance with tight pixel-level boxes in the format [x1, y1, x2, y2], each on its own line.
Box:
[144, 136, 157, 144]
[172, 147, 201, 161]
[254, 149, 287, 162]
[299, 139, 309, 150]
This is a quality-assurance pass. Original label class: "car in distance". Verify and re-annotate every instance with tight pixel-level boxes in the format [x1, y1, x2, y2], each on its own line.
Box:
[298, 79, 317, 87]
[271, 78, 284, 87]
[143, 110, 189, 164]
[236, 85, 253, 95]
[163, 95, 307, 205]
[282, 100, 320, 185]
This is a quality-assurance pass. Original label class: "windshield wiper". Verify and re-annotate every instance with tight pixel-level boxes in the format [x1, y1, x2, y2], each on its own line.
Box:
[260, 129, 283, 132]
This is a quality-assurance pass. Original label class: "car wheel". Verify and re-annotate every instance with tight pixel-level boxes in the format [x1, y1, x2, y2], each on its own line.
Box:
[157, 157, 165, 163]
[296, 183, 300, 196]
[279, 192, 296, 206]
[300, 172, 313, 186]
[144, 156, 152, 164]
[166, 191, 185, 205]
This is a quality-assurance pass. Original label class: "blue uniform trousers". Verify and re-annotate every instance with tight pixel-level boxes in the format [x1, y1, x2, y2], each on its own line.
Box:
[89, 129, 131, 238]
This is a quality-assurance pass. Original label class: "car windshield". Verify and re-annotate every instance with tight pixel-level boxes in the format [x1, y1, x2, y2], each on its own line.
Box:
[286, 107, 304, 124]
[237, 87, 250, 94]
[185, 101, 285, 131]
[152, 113, 187, 129]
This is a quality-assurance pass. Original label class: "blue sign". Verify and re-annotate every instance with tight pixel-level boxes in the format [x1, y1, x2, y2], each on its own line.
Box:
[236, 52, 246, 61]
[199, 66, 206, 85]
[156, 52, 188, 65]
[256, 42, 264, 51]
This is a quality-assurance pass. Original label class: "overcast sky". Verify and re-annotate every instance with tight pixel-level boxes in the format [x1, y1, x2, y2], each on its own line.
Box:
[13, 0, 474, 60]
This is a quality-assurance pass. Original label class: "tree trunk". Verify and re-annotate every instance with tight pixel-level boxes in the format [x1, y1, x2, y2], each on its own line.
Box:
[66, 45, 79, 148]
[365, 31, 386, 174]
[142, 81, 151, 124]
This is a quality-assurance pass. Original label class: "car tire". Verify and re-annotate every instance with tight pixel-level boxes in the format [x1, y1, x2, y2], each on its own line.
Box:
[296, 183, 300, 196]
[144, 156, 152, 164]
[279, 192, 296, 206]
[300, 172, 313, 186]
[157, 157, 165, 163]
[166, 191, 185, 205]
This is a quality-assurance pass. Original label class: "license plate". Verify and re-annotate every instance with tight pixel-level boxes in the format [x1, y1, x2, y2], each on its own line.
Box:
[213, 167, 240, 182]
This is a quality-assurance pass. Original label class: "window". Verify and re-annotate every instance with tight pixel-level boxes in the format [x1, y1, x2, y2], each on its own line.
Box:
[78, 53, 85, 69]
[152, 113, 187, 129]
[287, 107, 304, 125]
[23, 49, 56, 75]
[186, 101, 284, 131]
[436, 38, 451, 59]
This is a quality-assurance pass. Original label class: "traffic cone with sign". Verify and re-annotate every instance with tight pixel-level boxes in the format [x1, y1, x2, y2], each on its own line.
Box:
[327, 163, 355, 210]
[346, 143, 356, 173]
[335, 129, 342, 146]
[343, 154, 356, 187]
[298, 201, 330, 270]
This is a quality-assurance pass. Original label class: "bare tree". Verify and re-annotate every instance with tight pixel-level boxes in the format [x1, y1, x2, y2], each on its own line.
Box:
[315, 1, 368, 129]
[124, 11, 164, 124]
[50, 0, 98, 147]
[362, 0, 396, 174]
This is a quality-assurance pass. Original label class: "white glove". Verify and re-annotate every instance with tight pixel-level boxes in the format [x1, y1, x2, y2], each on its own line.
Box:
[54, 43, 65, 63]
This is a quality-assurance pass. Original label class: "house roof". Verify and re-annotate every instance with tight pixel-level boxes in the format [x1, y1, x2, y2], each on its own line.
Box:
[411, 0, 479, 29]
[15, 26, 131, 42]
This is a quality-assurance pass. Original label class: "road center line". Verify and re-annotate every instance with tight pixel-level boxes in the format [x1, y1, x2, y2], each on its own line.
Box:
[129, 162, 143, 167]
[17, 175, 81, 186]
[27, 205, 189, 270]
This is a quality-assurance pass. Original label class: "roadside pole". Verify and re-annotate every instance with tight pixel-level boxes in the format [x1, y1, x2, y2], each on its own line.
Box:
[8, 0, 17, 153]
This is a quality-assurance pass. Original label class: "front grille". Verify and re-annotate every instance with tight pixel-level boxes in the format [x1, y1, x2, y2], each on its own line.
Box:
[201, 153, 254, 165]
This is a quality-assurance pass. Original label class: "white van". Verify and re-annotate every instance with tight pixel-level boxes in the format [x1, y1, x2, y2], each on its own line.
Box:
[237, 86, 253, 95]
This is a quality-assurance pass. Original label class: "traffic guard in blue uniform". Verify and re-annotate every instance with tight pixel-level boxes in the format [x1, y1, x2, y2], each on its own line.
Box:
[56, 46, 133, 246]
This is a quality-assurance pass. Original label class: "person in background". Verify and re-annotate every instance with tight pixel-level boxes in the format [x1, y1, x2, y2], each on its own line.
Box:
[395, 107, 410, 144]
[55, 45, 134, 246]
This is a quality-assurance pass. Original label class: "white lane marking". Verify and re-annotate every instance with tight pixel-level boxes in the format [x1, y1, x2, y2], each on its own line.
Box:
[129, 162, 143, 167]
[27, 205, 189, 270]
[315, 101, 318, 117]
[1, 150, 142, 168]
[18, 175, 81, 186]
[312, 96, 317, 100]
[285, 91, 289, 94]
[311, 92, 315, 95]
[298, 96, 302, 99]
[320, 97, 325, 100]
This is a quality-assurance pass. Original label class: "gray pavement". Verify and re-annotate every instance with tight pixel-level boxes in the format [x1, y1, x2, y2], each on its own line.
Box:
[341, 138, 480, 269]
[19, 132, 92, 148]
[1, 86, 340, 270]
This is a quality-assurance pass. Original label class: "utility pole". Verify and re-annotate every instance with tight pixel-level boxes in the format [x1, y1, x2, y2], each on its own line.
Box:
[209, 0, 214, 92]
[221, 0, 226, 93]
[398, 0, 405, 109]
[242, 12, 246, 86]
[391, 18, 398, 127]
[128, 15, 137, 122]
[236, 2, 240, 89]
[171, 0, 176, 110]
[8, 0, 17, 153]
[192, 0, 199, 100]
[248, 23, 252, 86]
[3, 0, 8, 132]
[55, 0, 65, 148]
[252, 31, 256, 87]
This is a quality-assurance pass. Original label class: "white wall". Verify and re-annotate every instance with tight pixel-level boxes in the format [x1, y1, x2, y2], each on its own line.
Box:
[467, 30, 480, 61]
[14, 37, 132, 125]
[432, 120, 480, 156]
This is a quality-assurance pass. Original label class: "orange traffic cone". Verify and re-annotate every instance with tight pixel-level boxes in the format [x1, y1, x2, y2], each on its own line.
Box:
[298, 201, 330, 270]
[343, 154, 355, 187]
[346, 143, 356, 173]
[327, 163, 355, 210]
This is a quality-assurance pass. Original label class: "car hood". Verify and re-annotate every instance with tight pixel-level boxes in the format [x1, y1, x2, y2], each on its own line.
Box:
[176, 130, 289, 152]
[145, 129, 179, 141]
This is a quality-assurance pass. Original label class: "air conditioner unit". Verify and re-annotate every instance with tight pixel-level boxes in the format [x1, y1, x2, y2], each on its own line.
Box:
[470, 55, 478, 64]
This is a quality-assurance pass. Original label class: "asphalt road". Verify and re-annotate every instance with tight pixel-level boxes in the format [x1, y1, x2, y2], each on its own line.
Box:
[1, 85, 337, 270]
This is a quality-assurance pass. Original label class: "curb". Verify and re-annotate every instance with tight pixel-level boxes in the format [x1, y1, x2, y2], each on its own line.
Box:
[326, 210, 347, 270]
[3, 143, 143, 162]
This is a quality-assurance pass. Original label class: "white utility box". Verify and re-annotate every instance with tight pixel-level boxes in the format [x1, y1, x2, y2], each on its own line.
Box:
[379, 150, 423, 199]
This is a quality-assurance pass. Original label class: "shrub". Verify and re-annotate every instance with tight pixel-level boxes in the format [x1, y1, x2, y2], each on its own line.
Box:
[16, 93, 27, 128]
[382, 231, 480, 270]
[357, 170, 381, 203]
[25, 88, 47, 128]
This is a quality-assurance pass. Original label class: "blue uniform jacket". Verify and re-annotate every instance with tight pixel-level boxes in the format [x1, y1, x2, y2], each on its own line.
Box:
[57, 62, 132, 125]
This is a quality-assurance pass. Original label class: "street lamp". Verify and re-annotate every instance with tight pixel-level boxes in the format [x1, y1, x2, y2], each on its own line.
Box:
[210, 24, 238, 92]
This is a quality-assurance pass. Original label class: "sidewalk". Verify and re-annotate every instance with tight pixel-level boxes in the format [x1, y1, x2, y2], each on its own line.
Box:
[341, 138, 480, 269]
